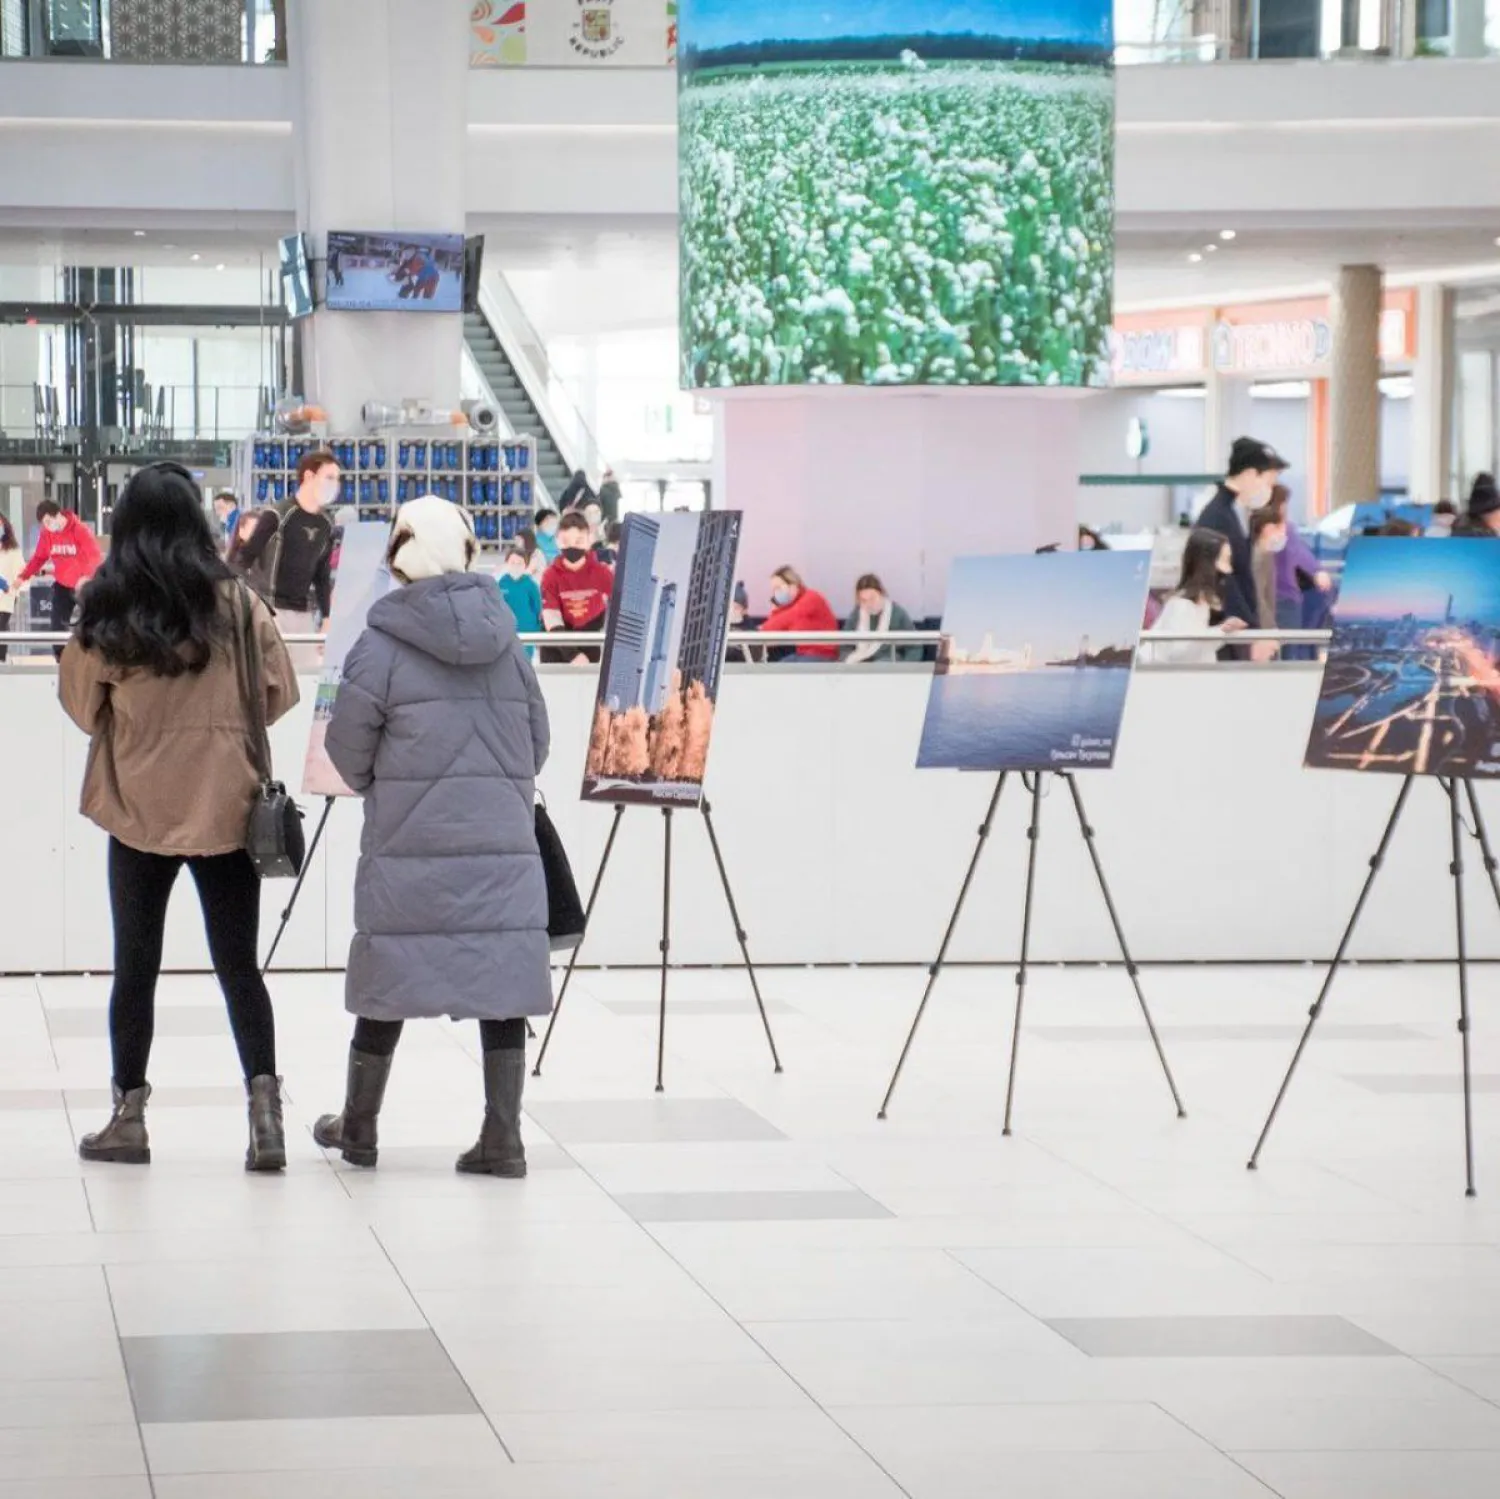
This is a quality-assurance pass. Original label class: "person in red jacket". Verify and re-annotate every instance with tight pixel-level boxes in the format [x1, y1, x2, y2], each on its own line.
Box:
[17, 500, 102, 660]
[761, 566, 839, 661]
[541, 511, 614, 665]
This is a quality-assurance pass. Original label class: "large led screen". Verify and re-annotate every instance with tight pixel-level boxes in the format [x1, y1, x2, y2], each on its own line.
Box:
[678, 0, 1115, 390]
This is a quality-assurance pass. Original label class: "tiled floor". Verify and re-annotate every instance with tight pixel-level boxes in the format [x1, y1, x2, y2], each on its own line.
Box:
[2, 959, 1500, 1497]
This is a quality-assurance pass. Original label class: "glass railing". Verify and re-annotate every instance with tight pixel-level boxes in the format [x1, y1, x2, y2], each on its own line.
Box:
[0, 383, 267, 445]
[0, 0, 284, 63]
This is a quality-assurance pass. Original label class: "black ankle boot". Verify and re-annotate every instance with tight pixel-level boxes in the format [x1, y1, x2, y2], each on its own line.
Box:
[246, 1075, 286, 1173]
[456, 1049, 527, 1178]
[314, 1048, 391, 1168]
[79, 1083, 151, 1165]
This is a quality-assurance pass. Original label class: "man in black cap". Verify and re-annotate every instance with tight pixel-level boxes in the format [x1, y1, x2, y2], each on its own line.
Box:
[1198, 437, 1290, 633]
[1456, 474, 1500, 537]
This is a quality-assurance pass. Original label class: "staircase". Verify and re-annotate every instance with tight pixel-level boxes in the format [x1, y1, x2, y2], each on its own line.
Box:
[463, 311, 574, 505]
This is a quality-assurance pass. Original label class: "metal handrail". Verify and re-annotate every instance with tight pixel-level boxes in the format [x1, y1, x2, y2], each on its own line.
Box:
[3, 628, 1333, 648]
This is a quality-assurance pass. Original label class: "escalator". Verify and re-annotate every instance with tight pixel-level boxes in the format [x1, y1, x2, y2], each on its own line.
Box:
[463, 310, 574, 506]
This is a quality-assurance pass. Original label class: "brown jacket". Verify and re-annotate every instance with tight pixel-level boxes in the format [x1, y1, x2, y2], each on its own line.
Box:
[59, 585, 300, 857]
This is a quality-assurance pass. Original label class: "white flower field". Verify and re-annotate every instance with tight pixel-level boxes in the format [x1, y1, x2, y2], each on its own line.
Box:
[679, 61, 1114, 389]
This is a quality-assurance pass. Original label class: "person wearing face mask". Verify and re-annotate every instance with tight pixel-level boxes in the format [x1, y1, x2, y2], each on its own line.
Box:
[531, 508, 561, 564]
[14, 499, 102, 662]
[1250, 506, 1286, 628]
[497, 541, 543, 657]
[234, 449, 340, 668]
[1260, 483, 1332, 662]
[1145, 528, 1250, 665]
[541, 510, 614, 664]
[1197, 438, 1288, 645]
[761, 566, 839, 661]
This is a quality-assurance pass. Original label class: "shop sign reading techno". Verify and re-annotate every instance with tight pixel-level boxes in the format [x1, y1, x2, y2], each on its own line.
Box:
[1110, 294, 1415, 385]
[1213, 315, 1331, 375]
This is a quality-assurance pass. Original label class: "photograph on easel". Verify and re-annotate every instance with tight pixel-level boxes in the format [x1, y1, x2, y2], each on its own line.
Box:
[916, 551, 1150, 772]
[582, 510, 742, 806]
[302, 521, 395, 798]
[1305, 537, 1500, 779]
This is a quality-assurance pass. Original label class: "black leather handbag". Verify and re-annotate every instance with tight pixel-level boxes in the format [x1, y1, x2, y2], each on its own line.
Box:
[535, 799, 586, 951]
[235, 588, 305, 880]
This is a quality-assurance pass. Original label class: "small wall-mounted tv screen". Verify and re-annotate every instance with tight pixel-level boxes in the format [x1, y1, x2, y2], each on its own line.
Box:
[324, 231, 465, 313]
[278, 233, 313, 320]
[462, 235, 485, 314]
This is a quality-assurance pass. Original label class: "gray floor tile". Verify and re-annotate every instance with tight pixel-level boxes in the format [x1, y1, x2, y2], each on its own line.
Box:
[524, 1098, 785, 1145]
[0, 1090, 66, 1111]
[1047, 1315, 1400, 1358]
[613, 1190, 892, 1223]
[66, 1087, 252, 1111]
[1032, 1024, 1426, 1042]
[1346, 1074, 1500, 1094]
[335, 1144, 576, 1174]
[600, 999, 796, 1017]
[48, 1007, 226, 1040]
[122, 1330, 478, 1423]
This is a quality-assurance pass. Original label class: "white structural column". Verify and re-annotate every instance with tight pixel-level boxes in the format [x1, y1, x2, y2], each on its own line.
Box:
[717, 389, 1086, 621]
[1411, 283, 1454, 506]
[287, 0, 468, 430]
[1329, 265, 1382, 510]
[1453, 0, 1488, 57]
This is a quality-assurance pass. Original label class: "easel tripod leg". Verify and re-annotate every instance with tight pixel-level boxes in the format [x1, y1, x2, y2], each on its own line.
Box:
[878, 774, 1007, 1120]
[700, 801, 782, 1074]
[1062, 773, 1186, 1119]
[261, 795, 335, 976]
[1247, 774, 1414, 1170]
[533, 802, 626, 1078]
[1002, 774, 1045, 1138]
[1446, 779, 1477, 1198]
[656, 807, 673, 1094]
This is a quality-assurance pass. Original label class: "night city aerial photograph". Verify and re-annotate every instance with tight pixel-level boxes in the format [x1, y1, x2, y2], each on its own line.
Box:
[1305, 538, 1500, 779]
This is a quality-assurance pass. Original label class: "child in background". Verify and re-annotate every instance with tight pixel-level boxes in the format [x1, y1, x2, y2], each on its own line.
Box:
[497, 542, 543, 657]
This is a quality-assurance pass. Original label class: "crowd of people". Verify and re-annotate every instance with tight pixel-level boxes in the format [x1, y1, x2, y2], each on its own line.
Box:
[1147, 437, 1500, 664]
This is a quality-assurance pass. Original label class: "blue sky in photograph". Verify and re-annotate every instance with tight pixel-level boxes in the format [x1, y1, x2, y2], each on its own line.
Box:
[1336, 538, 1500, 624]
[680, 0, 1112, 50]
[939, 553, 1149, 661]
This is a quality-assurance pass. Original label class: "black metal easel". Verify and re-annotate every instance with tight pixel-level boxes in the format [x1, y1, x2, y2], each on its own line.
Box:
[532, 799, 784, 1092]
[879, 770, 1186, 1128]
[1248, 774, 1500, 1198]
[261, 795, 337, 975]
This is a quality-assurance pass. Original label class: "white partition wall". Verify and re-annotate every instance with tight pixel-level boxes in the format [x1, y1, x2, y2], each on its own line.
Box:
[4, 664, 1499, 975]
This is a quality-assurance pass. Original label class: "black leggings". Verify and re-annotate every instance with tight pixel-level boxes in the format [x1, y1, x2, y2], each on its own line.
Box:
[353, 1017, 525, 1057]
[107, 838, 277, 1091]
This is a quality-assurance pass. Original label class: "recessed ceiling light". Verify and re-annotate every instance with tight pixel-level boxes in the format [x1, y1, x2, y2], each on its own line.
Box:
[190, 253, 200, 261]
[1204, 244, 1218, 253]
[1188, 253, 1203, 263]
[1220, 230, 1237, 241]
[215, 263, 226, 271]
[133, 230, 145, 237]
[163, 243, 176, 250]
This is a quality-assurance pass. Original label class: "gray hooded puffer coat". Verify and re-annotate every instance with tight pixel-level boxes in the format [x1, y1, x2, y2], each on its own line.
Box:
[325, 572, 553, 1022]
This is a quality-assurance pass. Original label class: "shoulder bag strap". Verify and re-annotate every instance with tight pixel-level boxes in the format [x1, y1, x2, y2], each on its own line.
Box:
[233, 585, 273, 784]
[265, 504, 291, 603]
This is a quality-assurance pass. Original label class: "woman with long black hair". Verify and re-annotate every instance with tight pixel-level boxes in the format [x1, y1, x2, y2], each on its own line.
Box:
[1145, 527, 1250, 665]
[59, 463, 299, 1169]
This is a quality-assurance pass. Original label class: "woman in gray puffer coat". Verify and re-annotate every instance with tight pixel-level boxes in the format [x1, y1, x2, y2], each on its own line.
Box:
[314, 495, 551, 1177]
